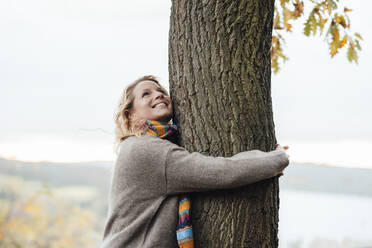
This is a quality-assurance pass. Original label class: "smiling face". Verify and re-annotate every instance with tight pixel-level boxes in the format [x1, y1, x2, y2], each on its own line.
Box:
[129, 80, 173, 123]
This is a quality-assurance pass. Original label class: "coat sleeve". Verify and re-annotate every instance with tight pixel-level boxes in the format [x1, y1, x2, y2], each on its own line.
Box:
[165, 143, 289, 195]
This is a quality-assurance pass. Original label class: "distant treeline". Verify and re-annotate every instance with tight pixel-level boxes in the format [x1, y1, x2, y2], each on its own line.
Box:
[281, 162, 372, 197]
[0, 158, 112, 196]
[1, 157, 372, 198]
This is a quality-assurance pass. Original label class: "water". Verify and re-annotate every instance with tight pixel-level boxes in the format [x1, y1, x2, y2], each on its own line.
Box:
[279, 190, 372, 248]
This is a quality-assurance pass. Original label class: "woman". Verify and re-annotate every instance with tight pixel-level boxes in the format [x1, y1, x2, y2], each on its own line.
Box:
[101, 75, 290, 248]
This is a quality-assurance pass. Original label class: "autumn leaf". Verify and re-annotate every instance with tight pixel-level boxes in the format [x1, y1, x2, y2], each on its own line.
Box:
[293, 0, 304, 18]
[335, 15, 347, 28]
[304, 13, 316, 36]
[339, 35, 347, 48]
[355, 39, 362, 51]
[354, 32, 363, 40]
[347, 44, 358, 63]
[344, 7, 353, 12]
[328, 0, 338, 10]
[273, 11, 283, 30]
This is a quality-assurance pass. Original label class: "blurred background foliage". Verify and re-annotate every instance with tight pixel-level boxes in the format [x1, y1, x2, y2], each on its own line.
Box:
[0, 174, 102, 248]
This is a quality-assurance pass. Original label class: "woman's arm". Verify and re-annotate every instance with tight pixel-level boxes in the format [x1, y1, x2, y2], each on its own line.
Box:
[165, 143, 289, 195]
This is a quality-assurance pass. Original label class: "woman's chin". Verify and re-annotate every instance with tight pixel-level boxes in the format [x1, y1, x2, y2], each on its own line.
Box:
[153, 115, 172, 123]
[149, 111, 172, 122]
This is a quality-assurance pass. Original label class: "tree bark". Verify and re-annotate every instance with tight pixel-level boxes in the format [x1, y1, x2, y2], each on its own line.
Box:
[169, 0, 279, 247]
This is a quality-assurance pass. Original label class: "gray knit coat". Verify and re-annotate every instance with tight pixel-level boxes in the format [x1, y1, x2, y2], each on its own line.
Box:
[100, 135, 289, 248]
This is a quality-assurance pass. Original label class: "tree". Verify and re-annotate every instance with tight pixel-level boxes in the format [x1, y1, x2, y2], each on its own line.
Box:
[168, 0, 361, 247]
[169, 1, 279, 247]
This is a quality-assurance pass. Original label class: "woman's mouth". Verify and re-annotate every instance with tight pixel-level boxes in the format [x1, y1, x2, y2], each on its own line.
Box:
[153, 102, 168, 108]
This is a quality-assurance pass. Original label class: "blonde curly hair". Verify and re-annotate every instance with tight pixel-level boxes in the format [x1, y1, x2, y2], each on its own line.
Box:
[114, 75, 169, 152]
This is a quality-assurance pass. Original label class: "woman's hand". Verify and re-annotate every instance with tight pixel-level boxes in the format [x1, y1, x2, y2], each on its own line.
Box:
[275, 144, 289, 177]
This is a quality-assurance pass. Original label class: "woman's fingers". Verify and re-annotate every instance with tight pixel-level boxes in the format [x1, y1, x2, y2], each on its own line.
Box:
[276, 144, 289, 178]
[275, 144, 290, 159]
[276, 144, 289, 150]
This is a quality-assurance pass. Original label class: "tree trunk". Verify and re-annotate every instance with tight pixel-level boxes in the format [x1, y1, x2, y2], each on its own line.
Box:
[169, 0, 278, 247]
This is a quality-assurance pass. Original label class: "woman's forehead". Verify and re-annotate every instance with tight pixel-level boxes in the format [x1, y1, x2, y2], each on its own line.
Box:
[135, 80, 160, 92]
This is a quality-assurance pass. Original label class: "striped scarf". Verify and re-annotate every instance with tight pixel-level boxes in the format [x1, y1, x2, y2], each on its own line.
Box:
[143, 120, 194, 248]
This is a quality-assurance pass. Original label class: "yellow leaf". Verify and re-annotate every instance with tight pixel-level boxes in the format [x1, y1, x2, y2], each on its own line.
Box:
[283, 8, 292, 25]
[330, 44, 338, 57]
[293, 1, 304, 18]
[335, 15, 347, 28]
[347, 44, 358, 63]
[344, 7, 353, 12]
[273, 12, 282, 30]
[326, 3, 332, 15]
[330, 28, 340, 57]
[354, 32, 363, 40]
[355, 39, 362, 51]
[339, 36, 347, 48]
[274, 25, 284, 30]
[285, 22, 292, 31]
[272, 36, 279, 44]
[349, 38, 355, 49]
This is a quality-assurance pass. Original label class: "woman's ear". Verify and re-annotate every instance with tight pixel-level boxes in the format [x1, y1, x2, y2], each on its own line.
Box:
[127, 109, 134, 120]
[124, 110, 131, 122]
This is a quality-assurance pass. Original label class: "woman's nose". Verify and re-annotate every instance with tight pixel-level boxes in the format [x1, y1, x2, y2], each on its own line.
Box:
[154, 91, 165, 99]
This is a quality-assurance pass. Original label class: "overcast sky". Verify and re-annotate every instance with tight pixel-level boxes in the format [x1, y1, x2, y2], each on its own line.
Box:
[1, 0, 371, 168]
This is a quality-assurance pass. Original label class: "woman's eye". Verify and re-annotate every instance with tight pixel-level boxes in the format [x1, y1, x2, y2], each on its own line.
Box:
[142, 92, 149, 97]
